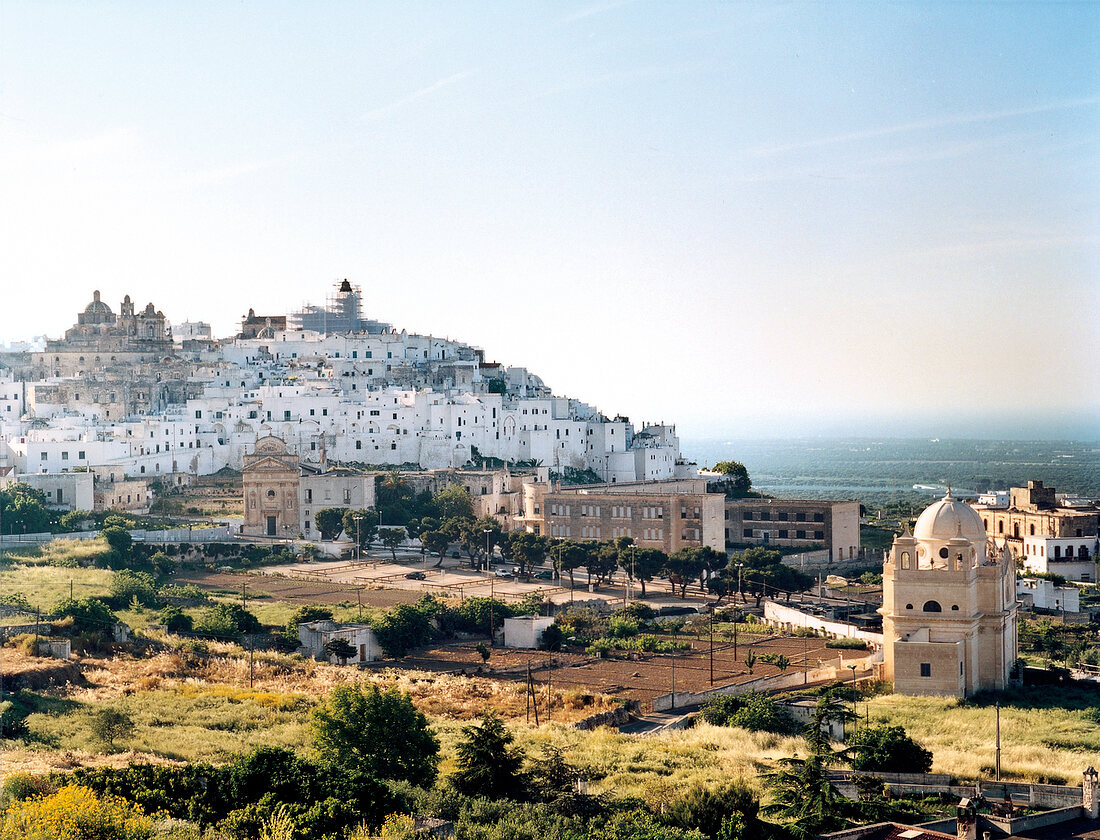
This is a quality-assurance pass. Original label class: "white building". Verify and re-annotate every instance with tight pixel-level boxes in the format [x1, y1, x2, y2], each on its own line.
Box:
[298, 620, 381, 663]
[1017, 577, 1080, 613]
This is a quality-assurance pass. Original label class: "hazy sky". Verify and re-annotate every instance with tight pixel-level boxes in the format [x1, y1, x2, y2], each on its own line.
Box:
[2, 2, 1097, 441]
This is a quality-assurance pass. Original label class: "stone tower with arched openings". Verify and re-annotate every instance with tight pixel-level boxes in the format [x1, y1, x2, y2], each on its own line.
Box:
[881, 491, 1018, 696]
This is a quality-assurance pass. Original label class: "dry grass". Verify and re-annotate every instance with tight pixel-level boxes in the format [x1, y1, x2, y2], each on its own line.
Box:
[0, 562, 114, 617]
[867, 693, 1100, 784]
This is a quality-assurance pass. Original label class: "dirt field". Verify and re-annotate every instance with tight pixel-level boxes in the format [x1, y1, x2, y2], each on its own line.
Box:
[173, 568, 424, 608]
[398, 635, 869, 704]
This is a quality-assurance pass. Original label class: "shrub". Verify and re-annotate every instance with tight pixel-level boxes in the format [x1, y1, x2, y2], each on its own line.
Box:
[698, 692, 800, 735]
[90, 707, 136, 751]
[0, 783, 156, 840]
[663, 780, 759, 839]
[194, 603, 261, 641]
[157, 606, 194, 633]
[607, 616, 640, 639]
[824, 638, 868, 650]
[110, 569, 157, 607]
[54, 597, 118, 639]
[310, 684, 439, 787]
[847, 725, 933, 774]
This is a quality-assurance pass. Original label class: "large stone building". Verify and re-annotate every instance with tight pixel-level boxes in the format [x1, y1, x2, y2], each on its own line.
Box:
[37, 291, 174, 378]
[881, 492, 1018, 697]
[241, 436, 302, 538]
[972, 480, 1098, 582]
[723, 498, 861, 561]
[526, 477, 724, 555]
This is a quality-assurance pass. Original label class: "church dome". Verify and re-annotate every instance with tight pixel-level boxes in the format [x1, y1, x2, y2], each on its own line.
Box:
[84, 290, 113, 315]
[913, 492, 986, 542]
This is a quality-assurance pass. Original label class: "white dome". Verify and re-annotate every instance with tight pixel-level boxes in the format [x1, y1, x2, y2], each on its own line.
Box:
[913, 494, 986, 542]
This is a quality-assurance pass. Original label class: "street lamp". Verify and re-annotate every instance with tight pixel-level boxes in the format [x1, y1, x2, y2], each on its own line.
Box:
[483, 527, 492, 571]
[736, 562, 744, 604]
[353, 514, 363, 562]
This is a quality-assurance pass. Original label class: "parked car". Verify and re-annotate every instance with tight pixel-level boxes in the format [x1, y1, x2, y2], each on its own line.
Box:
[405, 571, 426, 580]
[534, 570, 553, 580]
[493, 568, 513, 578]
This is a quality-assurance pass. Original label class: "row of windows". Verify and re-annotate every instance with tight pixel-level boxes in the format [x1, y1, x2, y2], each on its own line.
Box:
[41, 451, 87, 460]
[680, 506, 701, 519]
[580, 504, 601, 517]
[641, 528, 664, 541]
[739, 528, 824, 540]
[741, 510, 823, 522]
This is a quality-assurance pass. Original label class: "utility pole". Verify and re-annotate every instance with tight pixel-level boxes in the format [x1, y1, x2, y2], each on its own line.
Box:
[995, 702, 1002, 781]
[357, 588, 362, 620]
[709, 605, 714, 685]
[546, 654, 552, 723]
[249, 634, 255, 688]
[670, 653, 676, 710]
[489, 576, 495, 647]
[70, 579, 74, 602]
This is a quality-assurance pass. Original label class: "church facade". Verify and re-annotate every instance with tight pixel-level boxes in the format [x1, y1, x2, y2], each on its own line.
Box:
[881, 492, 1018, 697]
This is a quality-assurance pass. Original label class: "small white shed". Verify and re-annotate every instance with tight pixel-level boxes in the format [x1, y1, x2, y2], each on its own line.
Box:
[503, 615, 555, 649]
[298, 620, 381, 664]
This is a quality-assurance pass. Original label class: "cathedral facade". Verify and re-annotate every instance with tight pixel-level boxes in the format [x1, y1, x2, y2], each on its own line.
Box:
[881, 492, 1019, 697]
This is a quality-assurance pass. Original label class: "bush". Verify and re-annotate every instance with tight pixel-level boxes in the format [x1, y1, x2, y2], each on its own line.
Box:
[157, 606, 194, 633]
[663, 780, 759, 839]
[698, 692, 800, 735]
[110, 569, 157, 607]
[194, 603, 261, 640]
[370, 603, 435, 658]
[90, 707, 135, 751]
[54, 597, 118, 639]
[0, 784, 156, 840]
[607, 616, 640, 639]
[824, 637, 868, 650]
[847, 725, 933, 774]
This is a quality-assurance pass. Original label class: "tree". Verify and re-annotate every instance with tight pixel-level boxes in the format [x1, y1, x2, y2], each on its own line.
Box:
[100, 525, 133, 563]
[433, 484, 475, 522]
[663, 780, 760, 840]
[763, 754, 854, 839]
[419, 529, 450, 568]
[847, 725, 933, 773]
[451, 713, 527, 800]
[314, 508, 346, 540]
[195, 603, 260, 640]
[710, 462, 752, 498]
[554, 540, 588, 590]
[370, 602, 434, 657]
[59, 509, 93, 531]
[631, 548, 667, 597]
[323, 637, 357, 663]
[110, 569, 156, 606]
[55, 598, 117, 639]
[665, 548, 707, 598]
[378, 527, 406, 562]
[343, 509, 379, 550]
[157, 605, 193, 633]
[0, 483, 51, 535]
[459, 516, 501, 569]
[504, 531, 549, 579]
[90, 707, 135, 751]
[310, 683, 439, 787]
[585, 542, 618, 589]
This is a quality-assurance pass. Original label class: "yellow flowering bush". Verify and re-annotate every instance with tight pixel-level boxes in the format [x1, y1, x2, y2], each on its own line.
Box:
[0, 784, 155, 840]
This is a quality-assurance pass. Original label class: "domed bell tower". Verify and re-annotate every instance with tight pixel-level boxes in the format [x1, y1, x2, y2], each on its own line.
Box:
[881, 491, 1017, 697]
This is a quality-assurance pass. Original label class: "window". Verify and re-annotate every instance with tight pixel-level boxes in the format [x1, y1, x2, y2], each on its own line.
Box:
[267, 490, 276, 497]
[78, 451, 85, 459]
[744, 511, 753, 521]
[743, 529, 753, 538]
[195, 410, 202, 418]
[920, 663, 931, 678]
[900, 551, 910, 569]
[814, 531, 824, 540]
[796, 530, 806, 539]
[923, 600, 942, 612]
[813, 513, 824, 522]
[778, 512, 788, 521]
[778, 529, 788, 539]
[760, 511, 770, 521]
[61, 451, 69, 460]
[796, 513, 806, 522]
[939, 547, 949, 559]
[40, 452, 47, 461]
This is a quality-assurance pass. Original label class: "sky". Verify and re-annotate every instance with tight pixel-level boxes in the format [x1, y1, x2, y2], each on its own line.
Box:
[1, 2, 1098, 442]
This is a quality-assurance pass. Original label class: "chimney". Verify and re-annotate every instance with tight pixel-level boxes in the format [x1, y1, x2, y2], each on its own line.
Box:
[956, 798, 977, 840]
[1084, 767, 1099, 819]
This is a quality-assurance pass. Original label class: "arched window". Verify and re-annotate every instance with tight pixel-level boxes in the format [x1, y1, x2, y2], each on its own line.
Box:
[905, 604, 913, 610]
[951, 605, 960, 611]
[900, 551, 911, 569]
[267, 490, 276, 498]
[922, 600, 942, 613]
[1013, 523, 1020, 538]
[998, 521, 1004, 534]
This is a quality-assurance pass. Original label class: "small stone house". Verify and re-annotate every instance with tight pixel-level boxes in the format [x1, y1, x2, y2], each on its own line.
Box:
[503, 615, 555, 649]
[298, 620, 380, 664]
